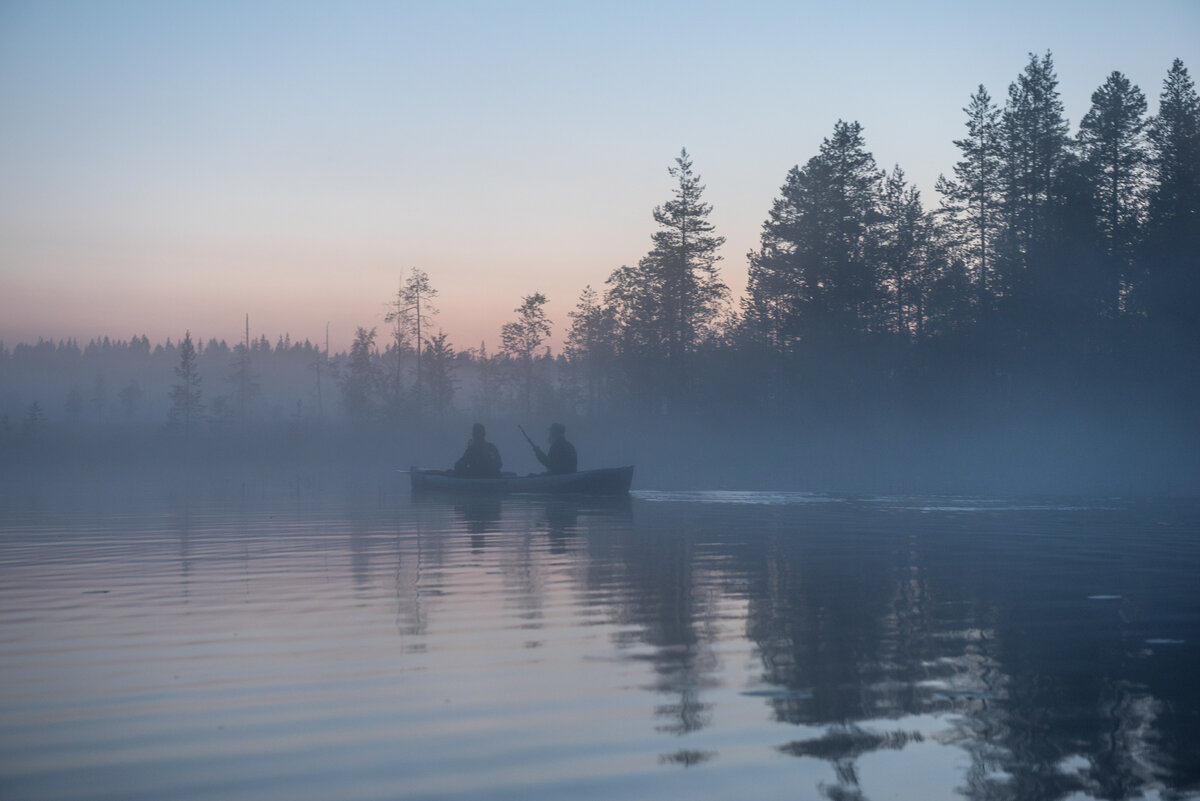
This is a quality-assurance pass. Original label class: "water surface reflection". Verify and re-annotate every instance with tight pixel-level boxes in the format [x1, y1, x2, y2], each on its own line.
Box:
[1, 478, 1197, 801]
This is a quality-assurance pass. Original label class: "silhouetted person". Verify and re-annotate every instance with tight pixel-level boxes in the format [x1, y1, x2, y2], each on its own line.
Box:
[454, 423, 502, 477]
[534, 422, 577, 475]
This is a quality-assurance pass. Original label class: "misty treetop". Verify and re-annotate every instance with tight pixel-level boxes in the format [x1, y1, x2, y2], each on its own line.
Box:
[386, 268, 440, 420]
[2, 53, 1198, 448]
[168, 331, 203, 435]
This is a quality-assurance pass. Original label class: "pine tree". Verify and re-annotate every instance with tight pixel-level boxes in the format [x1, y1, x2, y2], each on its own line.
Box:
[648, 149, 727, 368]
[999, 52, 1071, 282]
[817, 121, 885, 333]
[876, 167, 932, 337]
[936, 85, 1003, 302]
[1145, 58, 1200, 336]
[745, 120, 883, 347]
[1078, 71, 1148, 315]
[385, 268, 439, 418]
[501, 293, 552, 415]
[341, 327, 379, 424]
[607, 150, 727, 394]
[743, 163, 808, 350]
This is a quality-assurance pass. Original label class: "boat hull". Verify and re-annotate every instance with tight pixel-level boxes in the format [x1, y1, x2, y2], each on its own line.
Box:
[410, 466, 634, 495]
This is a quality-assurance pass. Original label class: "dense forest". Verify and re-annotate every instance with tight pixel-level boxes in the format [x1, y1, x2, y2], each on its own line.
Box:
[3, 54, 1198, 494]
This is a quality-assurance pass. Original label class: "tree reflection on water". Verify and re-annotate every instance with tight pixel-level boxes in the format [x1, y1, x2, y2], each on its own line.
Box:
[4, 473, 1196, 801]
[389, 491, 1197, 800]
[593, 498, 1197, 799]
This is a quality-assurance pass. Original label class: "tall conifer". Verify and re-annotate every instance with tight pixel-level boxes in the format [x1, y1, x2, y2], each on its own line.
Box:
[606, 149, 726, 406]
[999, 52, 1071, 283]
[936, 85, 1002, 302]
[745, 121, 882, 346]
[876, 167, 932, 337]
[645, 149, 727, 368]
[1145, 59, 1200, 339]
[1078, 71, 1148, 315]
[169, 331, 203, 435]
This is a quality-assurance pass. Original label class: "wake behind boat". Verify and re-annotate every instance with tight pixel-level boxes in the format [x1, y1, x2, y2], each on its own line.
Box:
[410, 466, 634, 495]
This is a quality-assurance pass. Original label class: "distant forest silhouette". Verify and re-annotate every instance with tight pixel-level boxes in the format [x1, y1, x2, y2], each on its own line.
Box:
[3, 54, 1197, 493]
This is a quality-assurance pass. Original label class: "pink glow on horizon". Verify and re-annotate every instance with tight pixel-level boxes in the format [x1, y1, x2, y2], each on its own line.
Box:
[2, 3, 1195, 355]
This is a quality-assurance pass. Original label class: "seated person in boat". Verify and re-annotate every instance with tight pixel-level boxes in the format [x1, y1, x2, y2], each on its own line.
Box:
[533, 422, 577, 475]
[454, 423, 503, 477]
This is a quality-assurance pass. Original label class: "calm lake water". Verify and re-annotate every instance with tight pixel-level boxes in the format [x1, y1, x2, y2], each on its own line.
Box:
[2, 473, 1198, 801]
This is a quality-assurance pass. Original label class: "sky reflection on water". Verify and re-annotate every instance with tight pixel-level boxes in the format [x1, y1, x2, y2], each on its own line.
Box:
[1, 476, 1198, 801]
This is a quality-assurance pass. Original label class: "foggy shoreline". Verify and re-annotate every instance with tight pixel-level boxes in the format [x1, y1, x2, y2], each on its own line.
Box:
[4, 409, 1196, 500]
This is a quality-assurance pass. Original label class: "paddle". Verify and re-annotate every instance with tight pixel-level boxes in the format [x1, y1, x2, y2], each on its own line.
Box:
[518, 425, 545, 462]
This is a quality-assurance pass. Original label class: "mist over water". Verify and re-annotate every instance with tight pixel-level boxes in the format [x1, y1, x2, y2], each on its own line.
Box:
[2, 471, 1198, 801]
[4, 404, 1197, 499]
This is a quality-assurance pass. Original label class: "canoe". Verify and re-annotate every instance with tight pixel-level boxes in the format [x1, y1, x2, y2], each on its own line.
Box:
[410, 465, 634, 495]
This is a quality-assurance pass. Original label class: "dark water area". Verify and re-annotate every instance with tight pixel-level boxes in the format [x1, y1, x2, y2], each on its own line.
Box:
[2, 472, 1198, 800]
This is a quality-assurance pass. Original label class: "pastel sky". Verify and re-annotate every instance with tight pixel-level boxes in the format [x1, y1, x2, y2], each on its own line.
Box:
[2, 0, 1197, 353]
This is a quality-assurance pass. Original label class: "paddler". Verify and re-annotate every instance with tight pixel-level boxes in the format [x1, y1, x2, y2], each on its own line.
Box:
[528, 422, 577, 475]
[453, 423, 503, 477]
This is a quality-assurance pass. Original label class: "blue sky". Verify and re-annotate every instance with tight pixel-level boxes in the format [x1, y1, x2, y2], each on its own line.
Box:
[2, 0, 1197, 352]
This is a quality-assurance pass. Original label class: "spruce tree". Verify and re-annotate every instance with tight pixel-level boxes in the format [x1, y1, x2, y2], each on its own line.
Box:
[565, 285, 616, 413]
[169, 331, 203, 435]
[1148, 59, 1200, 229]
[421, 331, 457, 415]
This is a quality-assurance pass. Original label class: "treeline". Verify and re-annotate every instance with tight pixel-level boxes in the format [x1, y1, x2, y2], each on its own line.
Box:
[0, 321, 575, 438]
[566, 53, 1199, 424]
[2, 53, 1198, 489]
[1, 332, 334, 434]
